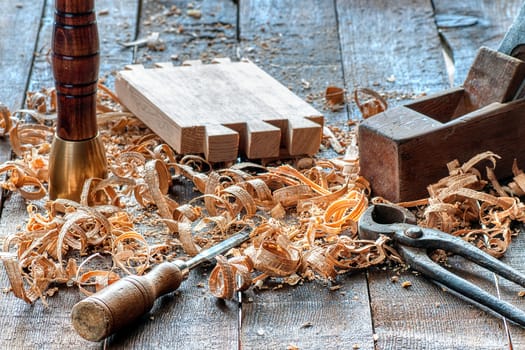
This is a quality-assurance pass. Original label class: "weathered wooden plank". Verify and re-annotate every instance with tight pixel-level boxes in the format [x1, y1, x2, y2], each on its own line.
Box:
[0, 0, 44, 209]
[433, 0, 523, 86]
[0, 1, 47, 346]
[134, 0, 238, 65]
[499, 234, 525, 347]
[239, 1, 374, 349]
[337, 0, 449, 117]
[242, 274, 374, 350]
[433, 0, 525, 346]
[0, 1, 44, 110]
[108, 1, 241, 349]
[0, 3, 46, 347]
[337, 0, 511, 348]
[368, 262, 508, 349]
[239, 0, 348, 146]
[0, 1, 139, 348]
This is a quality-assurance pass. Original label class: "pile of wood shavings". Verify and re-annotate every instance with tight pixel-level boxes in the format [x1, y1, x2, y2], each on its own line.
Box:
[1, 86, 525, 304]
[390, 152, 525, 259]
[0, 86, 394, 304]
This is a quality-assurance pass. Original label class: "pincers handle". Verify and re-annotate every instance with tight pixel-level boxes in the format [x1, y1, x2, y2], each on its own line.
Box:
[71, 261, 186, 342]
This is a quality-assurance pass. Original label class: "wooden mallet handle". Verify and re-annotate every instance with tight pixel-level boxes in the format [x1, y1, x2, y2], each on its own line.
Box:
[52, 0, 99, 141]
[71, 262, 185, 342]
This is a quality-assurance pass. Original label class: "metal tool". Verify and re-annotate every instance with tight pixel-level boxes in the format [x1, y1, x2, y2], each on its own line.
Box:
[358, 203, 525, 327]
[499, 3, 525, 59]
[48, 0, 107, 201]
[71, 226, 252, 342]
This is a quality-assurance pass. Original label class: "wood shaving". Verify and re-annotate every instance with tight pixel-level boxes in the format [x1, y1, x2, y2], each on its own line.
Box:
[324, 86, 345, 111]
[353, 87, 388, 119]
[390, 151, 525, 259]
[0, 86, 524, 304]
[119, 32, 166, 51]
[401, 281, 412, 288]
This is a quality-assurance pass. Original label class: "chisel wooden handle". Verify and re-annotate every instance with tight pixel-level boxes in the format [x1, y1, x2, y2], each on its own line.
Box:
[52, 0, 99, 141]
[71, 262, 185, 342]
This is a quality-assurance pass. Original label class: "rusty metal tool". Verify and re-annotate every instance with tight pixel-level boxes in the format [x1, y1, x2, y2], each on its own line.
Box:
[358, 6, 525, 202]
[71, 226, 252, 342]
[358, 203, 525, 327]
[48, 0, 107, 201]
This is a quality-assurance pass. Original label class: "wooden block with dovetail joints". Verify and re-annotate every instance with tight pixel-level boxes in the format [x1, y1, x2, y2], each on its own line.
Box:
[115, 59, 324, 162]
[358, 47, 525, 202]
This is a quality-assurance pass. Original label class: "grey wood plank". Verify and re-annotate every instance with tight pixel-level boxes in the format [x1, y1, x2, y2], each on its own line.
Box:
[499, 233, 525, 347]
[242, 274, 374, 350]
[134, 0, 238, 65]
[433, 0, 525, 346]
[337, 0, 449, 118]
[0, 3, 46, 347]
[0, 1, 139, 348]
[0, 0, 44, 209]
[239, 1, 374, 349]
[433, 0, 523, 86]
[337, 0, 510, 348]
[0, 1, 44, 111]
[239, 0, 348, 140]
[105, 1, 240, 349]
[367, 265, 509, 349]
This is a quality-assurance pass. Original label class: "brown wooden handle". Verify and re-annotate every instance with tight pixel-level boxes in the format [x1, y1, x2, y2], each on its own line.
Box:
[52, 0, 99, 141]
[71, 262, 184, 342]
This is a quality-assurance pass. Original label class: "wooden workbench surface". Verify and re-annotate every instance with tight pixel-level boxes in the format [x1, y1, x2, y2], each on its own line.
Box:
[1, 1, 525, 349]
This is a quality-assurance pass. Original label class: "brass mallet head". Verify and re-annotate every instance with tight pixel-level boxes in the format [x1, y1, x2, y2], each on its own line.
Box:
[48, 134, 107, 201]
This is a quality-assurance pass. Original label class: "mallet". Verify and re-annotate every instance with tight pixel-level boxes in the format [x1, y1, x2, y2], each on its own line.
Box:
[48, 0, 107, 200]
[71, 226, 252, 342]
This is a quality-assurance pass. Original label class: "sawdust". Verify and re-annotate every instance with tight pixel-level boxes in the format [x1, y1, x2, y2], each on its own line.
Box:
[0, 85, 524, 303]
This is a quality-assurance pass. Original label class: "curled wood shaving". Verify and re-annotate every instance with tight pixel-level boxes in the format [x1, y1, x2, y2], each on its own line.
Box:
[209, 255, 253, 299]
[324, 86, 345, 111]
[0, 103, 14, 136]
[0, 161, 46, 200]
[353, 87, 388, 119]
[398, 151, 525, 258]
[2, 86, 524, 305]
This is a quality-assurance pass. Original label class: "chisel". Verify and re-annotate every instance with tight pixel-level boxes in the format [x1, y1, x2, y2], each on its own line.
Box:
[71, 226, 252, 342]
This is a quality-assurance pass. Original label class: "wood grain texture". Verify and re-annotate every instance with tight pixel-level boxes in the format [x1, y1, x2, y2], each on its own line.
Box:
[115, 60, 323, 162]
[239, 1, 375, 349]
[338, 0, 512, 348]
[0, 1, 34, 209]
[367, 264, 508, 350]
[433, 0, 523, 86]
[0, 1, 45, 110]
[0, 2, 45, 331]
[242, 274, 375, 350]
[0, 0, 139, 348]
[135, 0, 238, 65]
[53, 0, 100, 140]
[239, 0, 349, 159]
[498, 233, 525, 347]
[336, 0, 449, 117]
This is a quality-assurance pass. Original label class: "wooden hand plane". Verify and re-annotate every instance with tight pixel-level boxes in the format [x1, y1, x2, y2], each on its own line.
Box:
[358, 8, 525, 202]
